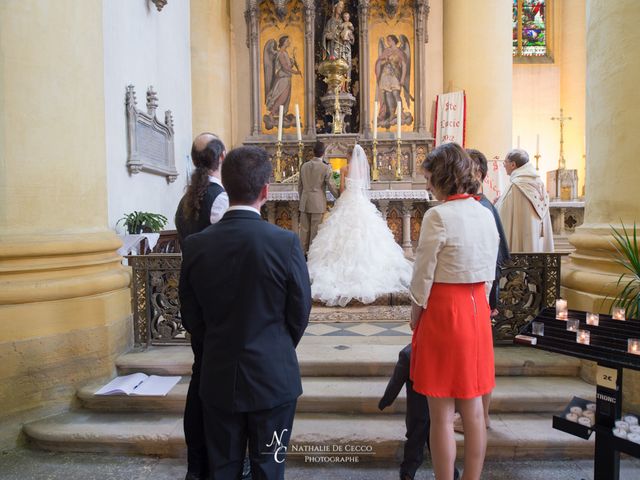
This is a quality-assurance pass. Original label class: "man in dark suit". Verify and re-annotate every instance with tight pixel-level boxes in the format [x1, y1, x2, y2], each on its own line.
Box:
[179, 146, 311, 480]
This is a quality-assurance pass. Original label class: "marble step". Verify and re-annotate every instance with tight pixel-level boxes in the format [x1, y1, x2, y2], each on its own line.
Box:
[24, 411, 594, 461]
[116, 344, 581, 378]
[78, 376, 594, 415]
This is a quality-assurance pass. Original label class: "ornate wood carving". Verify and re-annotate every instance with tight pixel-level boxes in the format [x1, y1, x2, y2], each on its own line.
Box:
[125, 85, 177, 183]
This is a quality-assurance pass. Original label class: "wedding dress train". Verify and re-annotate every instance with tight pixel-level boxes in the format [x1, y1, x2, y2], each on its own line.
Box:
[307, 145, 413, 307]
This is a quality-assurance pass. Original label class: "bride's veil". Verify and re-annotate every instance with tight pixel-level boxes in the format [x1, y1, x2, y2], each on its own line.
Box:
[347, 144, 370, 190]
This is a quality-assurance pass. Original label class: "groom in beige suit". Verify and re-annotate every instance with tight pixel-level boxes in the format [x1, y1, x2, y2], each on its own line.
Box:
[298, 141, 340, 253]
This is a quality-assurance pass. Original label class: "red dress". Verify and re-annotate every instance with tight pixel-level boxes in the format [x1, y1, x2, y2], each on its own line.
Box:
[410, 282, 495, 398]
[410, 194, 496, 399]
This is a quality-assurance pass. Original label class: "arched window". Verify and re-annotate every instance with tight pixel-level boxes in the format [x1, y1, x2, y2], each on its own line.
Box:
[513, 0, 553, 62]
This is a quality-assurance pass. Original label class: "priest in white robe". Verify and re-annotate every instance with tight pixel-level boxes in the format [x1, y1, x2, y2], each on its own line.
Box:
[497, 149, 554, 253]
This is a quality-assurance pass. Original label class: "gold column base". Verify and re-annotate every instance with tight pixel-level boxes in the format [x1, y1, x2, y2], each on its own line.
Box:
[371, 140, 379, 181]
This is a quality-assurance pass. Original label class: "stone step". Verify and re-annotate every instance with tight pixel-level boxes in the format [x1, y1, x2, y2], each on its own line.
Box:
[78, 376, 594, 415]
[116, 344, 581, 378]
[24, 411, 594, 461]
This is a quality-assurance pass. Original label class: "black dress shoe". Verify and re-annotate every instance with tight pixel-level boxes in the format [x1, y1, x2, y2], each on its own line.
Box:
[453, 467, 460, 480]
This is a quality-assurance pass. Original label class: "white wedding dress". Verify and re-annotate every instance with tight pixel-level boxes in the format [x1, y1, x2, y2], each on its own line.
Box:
[307, 145, 413, 307]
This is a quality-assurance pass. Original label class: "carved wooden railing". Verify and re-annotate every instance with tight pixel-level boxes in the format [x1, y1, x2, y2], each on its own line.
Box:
[493, 253, 565, 343]
[128, 253, 564, 347]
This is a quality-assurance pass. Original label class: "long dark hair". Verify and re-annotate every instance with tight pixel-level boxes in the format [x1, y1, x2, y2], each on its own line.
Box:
[183, 137, 225, 219]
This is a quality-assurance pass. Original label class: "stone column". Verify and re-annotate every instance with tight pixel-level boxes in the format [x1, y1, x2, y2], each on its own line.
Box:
[0, 0, 130, 449]
[562, 0, 640, 409]
[245, 0, 261, 136]
[442, 0, 512, 158]
[377, 200, 390, 220]
[358, 0, 372, 137]
[401, 201, 414, 256]
[303, 0, 316, 137]
[413, 0, 430, 134]
[559, 0, 587, 193]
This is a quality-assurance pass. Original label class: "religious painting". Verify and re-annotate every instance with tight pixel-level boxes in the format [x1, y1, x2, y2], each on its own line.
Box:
[259, 1, 305, 133]
[368, 0, 415, 132]
[513, 0, 550, 59]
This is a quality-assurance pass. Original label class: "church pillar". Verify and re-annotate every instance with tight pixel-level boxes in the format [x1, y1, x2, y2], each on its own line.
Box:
[562, 0, 640, 409]
[0, 0, 131, 448]
[358, 0, 371, 137]
[401, 202, 414, 256]
[559, 0, 587, 194]
[442, 0, 512, 159]
[302, 0, 316, 137]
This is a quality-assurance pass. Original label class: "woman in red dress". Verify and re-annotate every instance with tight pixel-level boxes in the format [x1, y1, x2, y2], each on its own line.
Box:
[409, 143, 499, 480]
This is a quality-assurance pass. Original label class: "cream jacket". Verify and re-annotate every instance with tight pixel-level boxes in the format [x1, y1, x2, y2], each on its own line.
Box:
[410, 198, 500, 308]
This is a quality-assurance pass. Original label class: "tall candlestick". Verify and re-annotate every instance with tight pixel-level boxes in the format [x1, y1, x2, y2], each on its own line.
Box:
[536, 134, 540, 155]
[373, 101, 378, 140]
[396, 101, 402, 140]
[517, 135, 521, 148]
[294, 104, 302, 141]
[277, 105, 284, 142]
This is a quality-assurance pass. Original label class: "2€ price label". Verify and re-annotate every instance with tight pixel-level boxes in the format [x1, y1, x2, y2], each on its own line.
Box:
[596, 365, 618, 390]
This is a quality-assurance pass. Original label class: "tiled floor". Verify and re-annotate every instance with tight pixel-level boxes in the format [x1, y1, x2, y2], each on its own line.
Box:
[304, 322, 412, 336]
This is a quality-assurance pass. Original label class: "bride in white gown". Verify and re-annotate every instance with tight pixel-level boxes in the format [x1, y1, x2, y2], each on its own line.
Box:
[307, 144, 413, 306]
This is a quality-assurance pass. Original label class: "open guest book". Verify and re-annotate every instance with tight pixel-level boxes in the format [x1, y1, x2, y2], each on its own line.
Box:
[95, 373, 181, 396]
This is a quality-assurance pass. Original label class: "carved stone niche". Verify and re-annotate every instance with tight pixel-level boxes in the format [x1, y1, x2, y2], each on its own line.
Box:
[126, 85, 178, 183]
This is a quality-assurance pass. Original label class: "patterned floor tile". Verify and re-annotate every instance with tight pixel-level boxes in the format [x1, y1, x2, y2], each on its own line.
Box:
[343, 323, 388, 336]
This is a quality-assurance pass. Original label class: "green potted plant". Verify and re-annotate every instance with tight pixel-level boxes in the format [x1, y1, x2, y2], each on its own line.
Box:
[609, 222, 640, 319]
[117, 211, 168, 234]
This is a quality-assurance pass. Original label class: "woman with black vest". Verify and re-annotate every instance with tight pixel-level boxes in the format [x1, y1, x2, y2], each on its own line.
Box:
[175, 133, 228, 249]
[175, 132, 228, 480]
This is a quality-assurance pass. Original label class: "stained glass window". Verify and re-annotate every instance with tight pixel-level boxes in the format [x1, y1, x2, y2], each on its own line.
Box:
[513, 0, 551, 60]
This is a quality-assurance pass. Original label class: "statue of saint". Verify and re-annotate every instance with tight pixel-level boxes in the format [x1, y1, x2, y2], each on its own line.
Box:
[322, 1, 347, 62]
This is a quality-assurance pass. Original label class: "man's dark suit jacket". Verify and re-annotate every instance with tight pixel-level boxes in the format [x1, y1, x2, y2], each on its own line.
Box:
[179, 209, 311, 413]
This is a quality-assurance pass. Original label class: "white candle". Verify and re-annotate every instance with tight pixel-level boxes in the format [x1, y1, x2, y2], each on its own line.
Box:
[624, 415, 639, 426]
[586, 403, 596, 412]
[586, 312, 599, 326]
[294, 104, 302, 141]
[570, 406, 583, 415]
[628, 338, 640, 355]
[373, 101, 378, 140]
[277, 105, 284, 142]
[615, 420, 630, 431]
[565, 413, 578, 422]
[532, 321, 544, 336]
[567, 319, 580, 332]
[576, 329, 590, 345]
[583, 411, 596, 421]
[630, 425, 640, 434]
[536, 134, 540, 155]
[578, 416, 592, 427]
[396, 101, 402, 140]
[556, 299, 568, 320]
[517, 135, 521, 148]
[613, 427, 628, 439]
[612, 307, 626, 321]
[628, 433, 640, 444]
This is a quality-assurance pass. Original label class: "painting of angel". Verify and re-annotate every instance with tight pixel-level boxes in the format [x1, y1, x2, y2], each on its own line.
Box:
[374, 34, 414, 128]
[263, 35, 302, 130]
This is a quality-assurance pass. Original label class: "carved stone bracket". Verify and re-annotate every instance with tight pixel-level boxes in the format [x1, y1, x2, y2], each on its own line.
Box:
[150, 0, 168, 12]
[126, 85, 178, 183]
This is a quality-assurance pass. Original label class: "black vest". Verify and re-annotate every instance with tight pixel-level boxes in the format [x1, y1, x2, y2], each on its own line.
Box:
[175, 182, 225, 248]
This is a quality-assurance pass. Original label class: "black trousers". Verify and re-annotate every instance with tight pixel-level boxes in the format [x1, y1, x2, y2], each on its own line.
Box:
[202, 400, 297, 480]
[401, 379, 431, 479]
[184, 340, 207, 477]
